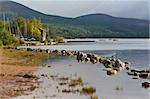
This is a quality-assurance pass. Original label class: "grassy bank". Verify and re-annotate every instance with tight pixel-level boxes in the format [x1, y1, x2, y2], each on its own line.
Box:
[0, 47, 48, 98]
[2, 48, 48, 67]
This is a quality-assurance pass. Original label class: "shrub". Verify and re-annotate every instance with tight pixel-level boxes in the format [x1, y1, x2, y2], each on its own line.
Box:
[0, 29, 19, 46]
[19, 39, 25, 44]
[46, 36, 52, 43]
[0, 40, 3, 46]
[55, 36, 64, 43]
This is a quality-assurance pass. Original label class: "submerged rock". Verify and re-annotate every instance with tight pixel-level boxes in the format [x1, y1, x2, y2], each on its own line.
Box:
[52, 50, 59, 53]
[139, 73, 149, 79]
[127, 71, 138, 76]
[27, 48, 33, 51]
[47, 65, 52, 68]
[106, 69, 118, 76]
[46, 49, 51, 54]
[142, 82, 150, 88]
[115, 86, 123, 91]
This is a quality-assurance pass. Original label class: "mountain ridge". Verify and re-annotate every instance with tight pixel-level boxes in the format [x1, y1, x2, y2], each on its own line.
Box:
[0, 0, 149, 38]
[0, 1, 148, 22]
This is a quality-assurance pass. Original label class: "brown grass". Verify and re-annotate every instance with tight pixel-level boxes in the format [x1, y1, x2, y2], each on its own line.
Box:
[68, 77, 83, 87]
[80, 86, 96, 95]
[2, 48, 48, 67]
[0, 48, 48, 98]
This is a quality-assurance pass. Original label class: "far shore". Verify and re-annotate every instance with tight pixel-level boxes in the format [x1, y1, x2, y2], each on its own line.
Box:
[78, 37, 150, 39]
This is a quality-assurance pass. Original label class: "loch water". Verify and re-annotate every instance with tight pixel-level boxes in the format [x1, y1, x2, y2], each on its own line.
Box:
[17, 39, 150, 99]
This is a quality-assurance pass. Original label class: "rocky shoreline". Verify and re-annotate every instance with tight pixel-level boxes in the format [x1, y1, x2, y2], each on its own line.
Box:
[0, 47, 149, 99]
[25, 48, 150, 79]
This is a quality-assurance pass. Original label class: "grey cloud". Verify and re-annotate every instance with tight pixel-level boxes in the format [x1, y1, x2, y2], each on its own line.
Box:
[12, 0, 149, 19]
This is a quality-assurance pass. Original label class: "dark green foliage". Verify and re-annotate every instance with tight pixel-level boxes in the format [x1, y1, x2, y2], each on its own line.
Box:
[47, 24, 90, 39]
[16, 17, 44, 39]
[19, 39, 25, 44]
[55, 36, 64, 43]
[0, 29, 19, 46]
[46, 36, 51, 43]
[0, 40, 3, 46]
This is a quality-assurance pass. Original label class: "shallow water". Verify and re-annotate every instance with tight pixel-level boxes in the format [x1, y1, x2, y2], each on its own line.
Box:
[42, 50, 150, 99]
[16, 39, 150, 99]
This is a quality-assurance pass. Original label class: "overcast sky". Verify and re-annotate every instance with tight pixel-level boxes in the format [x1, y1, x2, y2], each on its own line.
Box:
[11, 0, 149, 20]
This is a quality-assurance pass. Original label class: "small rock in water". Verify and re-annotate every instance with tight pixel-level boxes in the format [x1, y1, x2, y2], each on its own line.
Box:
[139, 73, 149, 79]
[115, 86, 123, 91]
[132, 77, 139, 79]
[69, 64, 72, 66]
[142, 82, 150, 88]
[126, 67, 130, 70]
[106, 69, 118, 76]
[46, 49, 51, 53]
[41, 74, 47, 77]
[47, 65, 52, 68]
[127, 71, 138, 76]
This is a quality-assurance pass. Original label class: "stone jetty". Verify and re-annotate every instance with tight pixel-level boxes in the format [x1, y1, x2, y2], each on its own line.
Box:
[24, 48, 150, 87]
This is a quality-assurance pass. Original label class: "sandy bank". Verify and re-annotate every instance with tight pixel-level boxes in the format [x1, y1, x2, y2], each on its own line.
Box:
[0, 48, 47, 98]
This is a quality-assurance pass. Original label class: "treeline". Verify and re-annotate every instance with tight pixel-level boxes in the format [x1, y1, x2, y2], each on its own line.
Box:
[46, 24, 149, 38]
[0, 17, 45, 46]
[14, 17, 45, 40]
[1, 15, 148, 46]
[0, 17, 66, 46]
[47, 24, 91, 39]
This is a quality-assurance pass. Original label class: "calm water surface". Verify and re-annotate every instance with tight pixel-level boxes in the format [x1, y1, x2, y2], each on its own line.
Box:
[17, 39, 150, 99]
[18, 39, 150, 50]
[42, 50, 149, 99]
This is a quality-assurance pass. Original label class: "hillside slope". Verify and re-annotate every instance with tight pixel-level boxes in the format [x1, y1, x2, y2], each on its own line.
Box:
[0, 0, 149, 38]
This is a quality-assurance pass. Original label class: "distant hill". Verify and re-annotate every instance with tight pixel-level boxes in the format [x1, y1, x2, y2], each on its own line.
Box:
[0, 0, 73, 24]
[0, 0, 149, 38]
